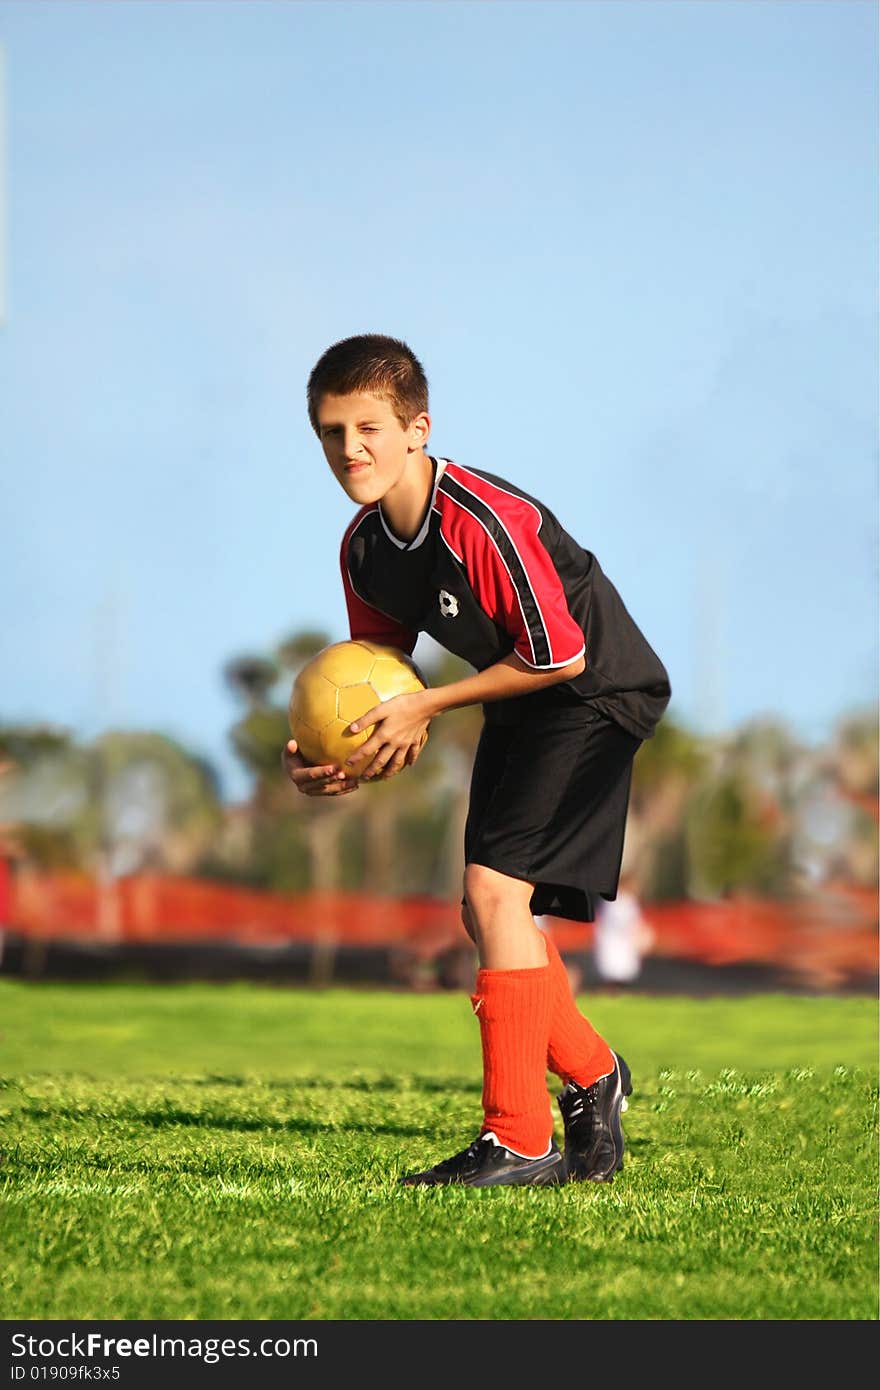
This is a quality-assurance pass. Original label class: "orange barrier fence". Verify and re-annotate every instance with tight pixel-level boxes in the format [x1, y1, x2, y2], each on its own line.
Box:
[6, 872, 461, 954]
[4, 871, 877, 985]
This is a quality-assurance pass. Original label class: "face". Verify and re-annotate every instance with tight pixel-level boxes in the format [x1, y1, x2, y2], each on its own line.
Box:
[315, 391, 430, 505]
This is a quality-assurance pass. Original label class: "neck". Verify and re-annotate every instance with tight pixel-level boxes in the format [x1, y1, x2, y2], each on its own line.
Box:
[380, 451, 434, 542]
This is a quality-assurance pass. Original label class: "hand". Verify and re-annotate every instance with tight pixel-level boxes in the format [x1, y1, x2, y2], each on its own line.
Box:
[344, 692, 432, 781]
[281, 739, 359, 797]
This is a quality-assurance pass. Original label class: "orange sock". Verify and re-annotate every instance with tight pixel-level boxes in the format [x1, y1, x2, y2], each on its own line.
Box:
[544, 935, 614, 1086]
[470, 965, 553, 1157]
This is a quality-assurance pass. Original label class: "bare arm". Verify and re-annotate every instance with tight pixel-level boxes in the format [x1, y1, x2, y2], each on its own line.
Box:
[420, 650, 585, 719]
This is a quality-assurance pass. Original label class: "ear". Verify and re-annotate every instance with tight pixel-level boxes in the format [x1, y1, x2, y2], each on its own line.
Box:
[407, 410, 431, 452]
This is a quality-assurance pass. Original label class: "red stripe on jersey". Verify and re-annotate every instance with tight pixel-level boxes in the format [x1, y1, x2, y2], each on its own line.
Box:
[437, 463, 585, 668]
[340, 508, 418, 653]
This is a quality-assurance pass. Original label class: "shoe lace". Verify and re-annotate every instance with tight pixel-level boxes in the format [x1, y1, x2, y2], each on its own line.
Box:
[434, 1136, 486, 1174]
[562, 1080, 600, 1121]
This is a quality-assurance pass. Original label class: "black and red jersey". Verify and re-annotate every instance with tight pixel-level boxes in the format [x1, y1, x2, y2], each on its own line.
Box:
[340, 457, 671, 738]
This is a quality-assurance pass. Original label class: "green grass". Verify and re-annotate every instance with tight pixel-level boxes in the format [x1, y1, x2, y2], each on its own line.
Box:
[1, 981, 877, 1320]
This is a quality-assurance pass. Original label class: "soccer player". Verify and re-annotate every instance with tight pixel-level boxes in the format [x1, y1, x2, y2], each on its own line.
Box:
[283, 334, 671, 1186]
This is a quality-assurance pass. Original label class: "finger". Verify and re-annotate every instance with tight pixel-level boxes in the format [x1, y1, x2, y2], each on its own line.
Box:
[299, 761, 343, 783]
[294, 773, 343, 793]
[284, 741, 341, 782]
[360, 761, 388, 782]
[345, 737, 382, 771]
[301, 768, 358, 793]
[305, 778, 359, 796]
[378, 751, 408, 780]
[359, 749, 393, 781]
[347, 707, 383, 738]
[283, 739, 308, 763]
[380, 745, 408, 778]
[293, 772, 335, 788]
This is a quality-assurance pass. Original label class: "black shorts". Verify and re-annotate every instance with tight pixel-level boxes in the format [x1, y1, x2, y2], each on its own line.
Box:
[464, 707, 642, 923]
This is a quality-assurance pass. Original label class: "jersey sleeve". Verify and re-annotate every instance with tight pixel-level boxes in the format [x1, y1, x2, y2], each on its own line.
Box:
[339, 532, 418, 655]
[443, 478, 586, 669]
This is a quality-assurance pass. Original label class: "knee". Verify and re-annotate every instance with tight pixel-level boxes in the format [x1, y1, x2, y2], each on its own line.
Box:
[463, 863, 498, 917]
[463, 862, 529, 919]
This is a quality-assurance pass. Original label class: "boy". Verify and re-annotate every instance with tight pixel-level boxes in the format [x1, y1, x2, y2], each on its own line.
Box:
[283, 334, 670, 1186]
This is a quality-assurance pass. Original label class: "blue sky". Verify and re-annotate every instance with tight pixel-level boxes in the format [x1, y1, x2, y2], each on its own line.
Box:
[0, 0, 876, 801]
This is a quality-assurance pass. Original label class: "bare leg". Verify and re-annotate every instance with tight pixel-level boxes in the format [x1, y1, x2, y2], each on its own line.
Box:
[462, 864, 548, 969]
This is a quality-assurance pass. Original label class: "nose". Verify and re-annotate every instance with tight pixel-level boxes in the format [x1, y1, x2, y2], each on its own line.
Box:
[342, 430, 367, 461]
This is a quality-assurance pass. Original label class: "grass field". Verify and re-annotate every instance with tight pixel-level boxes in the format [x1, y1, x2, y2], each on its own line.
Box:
[1, 980, 877, 1321]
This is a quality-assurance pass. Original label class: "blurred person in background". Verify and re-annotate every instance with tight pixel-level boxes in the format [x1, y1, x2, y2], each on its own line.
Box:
[593, 868, 655, 991]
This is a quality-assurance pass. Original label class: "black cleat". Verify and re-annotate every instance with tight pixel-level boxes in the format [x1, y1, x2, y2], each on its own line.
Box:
[557, 1052, 633, 1182]
[399, 1132, 565, 1187]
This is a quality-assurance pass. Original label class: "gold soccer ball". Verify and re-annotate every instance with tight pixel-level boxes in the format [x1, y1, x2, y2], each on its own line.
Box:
[288, 640, 429, 771]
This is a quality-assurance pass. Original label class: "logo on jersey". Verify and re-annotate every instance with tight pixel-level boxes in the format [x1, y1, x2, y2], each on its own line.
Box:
[438, 589, 459, 618]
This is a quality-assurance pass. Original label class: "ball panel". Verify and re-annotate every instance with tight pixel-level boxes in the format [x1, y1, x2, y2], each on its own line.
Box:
[337, 684, 380, 726]
[357, 643, 427, 680]
[290, 673, 339, 731]
[320, 716, 369, 768]
[368, 655, 426, 702]
[313, 640, 378, 687]
[290, 720, 327, 767]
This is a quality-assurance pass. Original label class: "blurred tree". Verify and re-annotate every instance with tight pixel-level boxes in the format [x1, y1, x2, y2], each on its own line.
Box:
[630, 718, 708, 802]
[0, 725, 94, 869]
[0, 724, 223, 876]
[685, 770, 791, 898]
[720, 717, 802, 895]
[223, 653, 289, 799]
[223, 655, 279, 706]
[626, 718, 708, 899]
[818, 705, 879, 886]
[275, 630, 331, 673]
[229, 706, 292, 794]
[85, 732, 223, 876]
[0, 725, 75, 765]
[832, 706, 879, 807]
[727, 717, 801, 790]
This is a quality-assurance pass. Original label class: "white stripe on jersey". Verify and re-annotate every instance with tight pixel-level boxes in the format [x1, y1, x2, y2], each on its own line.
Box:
[514, 642, 586, 672]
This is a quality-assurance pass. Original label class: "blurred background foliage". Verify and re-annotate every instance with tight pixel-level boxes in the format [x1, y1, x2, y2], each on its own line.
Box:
[0, 629, 876, 906]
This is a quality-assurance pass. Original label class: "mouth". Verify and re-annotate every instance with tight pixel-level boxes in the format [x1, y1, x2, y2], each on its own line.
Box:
[344, 462, 370, 476]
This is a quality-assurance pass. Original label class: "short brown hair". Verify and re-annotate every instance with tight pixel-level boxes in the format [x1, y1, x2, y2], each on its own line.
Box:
[307, 334, 429, 434]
